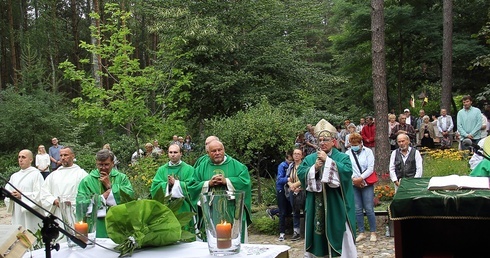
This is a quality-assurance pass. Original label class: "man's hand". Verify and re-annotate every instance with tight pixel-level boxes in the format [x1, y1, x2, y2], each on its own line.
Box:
[53, 199, 60, 207]
[168, 175, 175, 186]
[11, 190, 21, 199]
[99, 171, 111, 190]
[210, 174, 225, 186]
[394, 180, 400, 187]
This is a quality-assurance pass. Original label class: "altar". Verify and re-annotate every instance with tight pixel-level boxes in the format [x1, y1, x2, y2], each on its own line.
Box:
[23, 239, 289, 258]
[389, 178, 490, 258]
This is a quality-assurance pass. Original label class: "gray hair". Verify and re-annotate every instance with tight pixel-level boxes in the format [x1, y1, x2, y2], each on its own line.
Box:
[96, 149, 115, 161]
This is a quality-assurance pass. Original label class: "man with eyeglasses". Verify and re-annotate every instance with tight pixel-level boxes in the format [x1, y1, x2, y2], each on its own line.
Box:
[297, 119, 357, 258]
[41, 146, 88, 219]
[77, 148, 134, 237]
[150, 144, 196, 230]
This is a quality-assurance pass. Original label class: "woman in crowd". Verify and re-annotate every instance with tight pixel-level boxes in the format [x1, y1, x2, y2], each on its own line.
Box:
[285, 148, 304, 241]
[183, 135, 194, 154]
[388, 114, 399, 150]
[347, 133, 377, 243]
[35, 145, 50, 179]
[419, 115, 435, 148]
[344, 123, 357, 150]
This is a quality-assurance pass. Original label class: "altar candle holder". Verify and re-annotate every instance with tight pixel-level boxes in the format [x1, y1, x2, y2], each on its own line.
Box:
[200, 191, 244, 256]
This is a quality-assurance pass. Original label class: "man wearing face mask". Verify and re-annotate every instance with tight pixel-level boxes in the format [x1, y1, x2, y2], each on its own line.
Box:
[389, 133, 423, 191]
[346, 133, 377, 243]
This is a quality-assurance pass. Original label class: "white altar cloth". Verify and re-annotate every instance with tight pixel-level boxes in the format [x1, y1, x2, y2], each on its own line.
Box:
[24, 238, 290, 258]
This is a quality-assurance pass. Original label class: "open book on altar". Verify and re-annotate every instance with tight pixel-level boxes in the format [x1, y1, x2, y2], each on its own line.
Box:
[427, 175, 490, 190]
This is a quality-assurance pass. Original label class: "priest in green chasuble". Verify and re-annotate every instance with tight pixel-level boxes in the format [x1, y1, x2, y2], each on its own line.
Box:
[77, 149, 134, 238]
[297, 119, 357, 258]
[150, 144, 196, 221]
[189, 140, 252, 243]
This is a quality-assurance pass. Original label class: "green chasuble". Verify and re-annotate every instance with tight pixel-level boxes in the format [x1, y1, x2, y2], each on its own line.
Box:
[189, 155, 252, 243]
[77, 168, 134, 238]
[150, 161, 196, 216]
[297, 148, 356, 257]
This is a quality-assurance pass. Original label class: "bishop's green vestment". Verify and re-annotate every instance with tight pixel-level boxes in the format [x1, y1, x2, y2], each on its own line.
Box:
[297, 148, 356, 257]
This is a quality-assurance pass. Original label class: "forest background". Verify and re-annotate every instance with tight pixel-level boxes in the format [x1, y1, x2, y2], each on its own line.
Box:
[0, 0, 489, 203]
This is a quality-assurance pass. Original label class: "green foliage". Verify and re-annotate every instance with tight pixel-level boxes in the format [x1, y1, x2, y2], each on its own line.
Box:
[59, 3, 190, 148]
[0, 87, 72, 152]
[249, 216, 279, 235]
[124, 156, 167, 199]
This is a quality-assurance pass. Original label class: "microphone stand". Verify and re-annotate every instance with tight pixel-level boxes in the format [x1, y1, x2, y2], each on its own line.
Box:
[0, 187, 87, 258]
[474, 149, 490, 162]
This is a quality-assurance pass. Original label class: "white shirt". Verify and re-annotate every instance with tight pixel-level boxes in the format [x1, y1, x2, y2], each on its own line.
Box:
[469, 137, 487, 169]
[35, 153, 50, 171]
[347, 147, 375, 180]
[389, 147, 423, 182]
[4, 166, 44, 232]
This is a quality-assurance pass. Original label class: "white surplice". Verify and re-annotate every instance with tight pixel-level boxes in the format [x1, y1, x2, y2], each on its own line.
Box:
[4, 166, 44, 232]
[40, 164, 88, 219]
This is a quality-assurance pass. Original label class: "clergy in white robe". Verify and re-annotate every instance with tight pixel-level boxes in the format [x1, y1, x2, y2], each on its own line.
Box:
[4, 149, 45, 232]
[40, 147, 88, 219]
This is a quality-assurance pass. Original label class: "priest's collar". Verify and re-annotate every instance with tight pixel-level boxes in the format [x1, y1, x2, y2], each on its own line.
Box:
[169, 160, 182, 166]
[213, 156, 227, 165]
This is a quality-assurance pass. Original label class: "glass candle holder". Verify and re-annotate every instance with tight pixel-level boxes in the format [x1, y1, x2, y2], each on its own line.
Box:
[200, 191, 244, 256]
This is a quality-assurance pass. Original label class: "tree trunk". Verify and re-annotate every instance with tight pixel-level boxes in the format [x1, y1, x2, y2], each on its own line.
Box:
[91, 0, 101, 88]
[371, 0, 390, 176]
[441, 0, 453, 113]
[7, 0, 18, 89]
[71, 0, 80, 69]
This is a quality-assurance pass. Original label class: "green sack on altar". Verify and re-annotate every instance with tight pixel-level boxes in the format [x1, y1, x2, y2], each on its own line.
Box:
[106, 199, 183, 257]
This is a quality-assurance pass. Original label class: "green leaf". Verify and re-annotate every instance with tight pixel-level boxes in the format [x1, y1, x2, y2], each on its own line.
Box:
[119, 190, 135, 204]
[167, 197, 184, 213]
[179, 230, 196, 242]
[152, 187, 167, 204]
[175, 211, 195, 227]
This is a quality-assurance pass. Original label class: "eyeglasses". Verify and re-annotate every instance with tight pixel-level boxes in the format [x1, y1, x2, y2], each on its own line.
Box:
[96, 163, 112, 168]
[318, 138, 333, 143]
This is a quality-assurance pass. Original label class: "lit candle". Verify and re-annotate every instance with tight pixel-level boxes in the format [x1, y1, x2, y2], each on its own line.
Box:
[74, 221, 89, 242]
[216, 221, 232, 249]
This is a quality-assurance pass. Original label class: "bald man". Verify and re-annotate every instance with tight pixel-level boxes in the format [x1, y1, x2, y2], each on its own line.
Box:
[4, 149, 45, 232]
[189, 140, 252, 243]
[389, 133, 423, 190]
[193, 135, 220, 168]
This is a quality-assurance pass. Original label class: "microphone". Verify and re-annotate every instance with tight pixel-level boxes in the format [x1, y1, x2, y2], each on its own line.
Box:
[462, 138, 481, 150]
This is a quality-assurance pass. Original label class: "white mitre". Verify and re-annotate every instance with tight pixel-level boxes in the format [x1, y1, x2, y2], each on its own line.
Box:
[314, 119, 337, 138]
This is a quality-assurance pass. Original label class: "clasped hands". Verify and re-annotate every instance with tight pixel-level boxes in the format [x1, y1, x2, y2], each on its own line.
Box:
[209, 174, 226, 187]
[352, 177, 366, 188]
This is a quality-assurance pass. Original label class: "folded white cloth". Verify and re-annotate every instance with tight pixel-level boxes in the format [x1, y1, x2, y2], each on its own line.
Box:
[306, 157, 340, 193]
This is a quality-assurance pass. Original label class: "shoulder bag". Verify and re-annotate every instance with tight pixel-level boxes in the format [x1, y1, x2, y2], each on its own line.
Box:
[352, 149, 378, 185]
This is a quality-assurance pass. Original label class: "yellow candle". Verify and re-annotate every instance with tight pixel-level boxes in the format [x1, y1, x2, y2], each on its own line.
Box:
[216, 221, 232, 249]
[74, 221, 89, 242]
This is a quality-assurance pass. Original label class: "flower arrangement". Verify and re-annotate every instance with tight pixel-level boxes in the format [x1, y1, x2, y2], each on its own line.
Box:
[374, 184, 395, 202]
